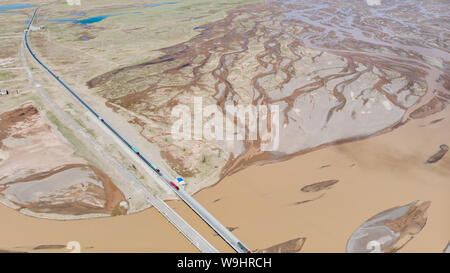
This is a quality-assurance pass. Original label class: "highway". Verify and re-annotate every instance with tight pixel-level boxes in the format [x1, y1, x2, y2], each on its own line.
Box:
[25, 8, 251, 253]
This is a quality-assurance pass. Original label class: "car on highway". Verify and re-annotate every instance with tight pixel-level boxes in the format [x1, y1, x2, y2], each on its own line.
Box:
[170, 182, 180, 190]
[131, 146, 140, 155]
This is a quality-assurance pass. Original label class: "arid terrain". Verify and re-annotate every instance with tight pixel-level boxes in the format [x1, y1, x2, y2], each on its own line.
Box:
[0, 0, 448, 252]
[0, 103, 127, 217]
[83, 0, 449, 191]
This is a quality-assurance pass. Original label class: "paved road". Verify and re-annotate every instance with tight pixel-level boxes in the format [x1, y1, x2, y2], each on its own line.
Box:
[25, 8, 250, 253]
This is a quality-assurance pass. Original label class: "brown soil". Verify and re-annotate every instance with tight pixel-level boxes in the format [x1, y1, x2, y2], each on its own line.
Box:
[426, 144, 448, 164]
[92, 164, 127, 214]
[0, 103, 126, 217]
[160, 150, 198, 178]
[410, 97, 448, 119]
[300, 180, 339, 193]
[0, 105, 39, 148]
[33, 244, 66, 250]
[444, 242, 450, 253]
[3, 164, 127, 216]
[86, 0, 450, 185]
[385, 201, 431, 235]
